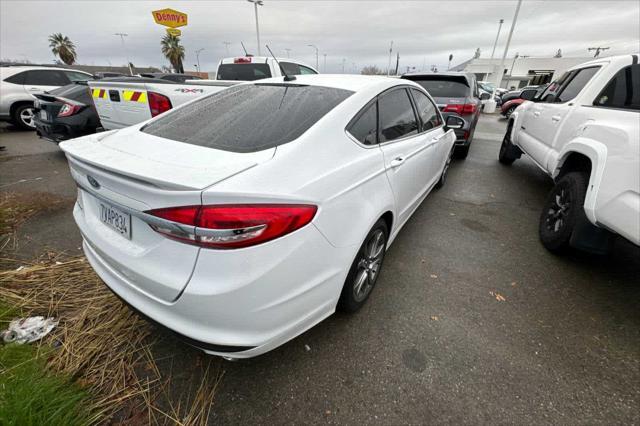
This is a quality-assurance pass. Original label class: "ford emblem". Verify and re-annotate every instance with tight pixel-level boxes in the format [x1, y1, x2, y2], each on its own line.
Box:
[87, 175, 100, 189]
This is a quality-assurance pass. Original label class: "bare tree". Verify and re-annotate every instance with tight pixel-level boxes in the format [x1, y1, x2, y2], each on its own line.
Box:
[361, 65, 385, 75]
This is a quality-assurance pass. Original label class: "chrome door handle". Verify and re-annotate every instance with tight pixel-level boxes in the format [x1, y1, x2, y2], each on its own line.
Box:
[390, 157, 405, 168]
[551, 115, 561, 122]
[533, 111, 541, 117]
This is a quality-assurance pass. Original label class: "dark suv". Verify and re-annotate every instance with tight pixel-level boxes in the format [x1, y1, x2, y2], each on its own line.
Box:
[401, 72, 485, 159]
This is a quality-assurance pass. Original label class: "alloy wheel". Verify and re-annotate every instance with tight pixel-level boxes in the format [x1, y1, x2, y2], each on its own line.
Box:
[545, 189, 571, 233]
[20, 107, 35, 128]
[352, 229, 385, 302]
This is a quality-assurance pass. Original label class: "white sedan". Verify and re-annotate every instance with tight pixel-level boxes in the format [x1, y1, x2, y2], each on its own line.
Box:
[60, 74, 461, 358]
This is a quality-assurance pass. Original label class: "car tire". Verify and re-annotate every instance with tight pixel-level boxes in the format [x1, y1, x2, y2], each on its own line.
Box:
[454, 144, 469, 159]
[538, 172, 588, 253]
[498, 124, 519, 165]
[505, 105, 516, 118]
[435, 146, 454, 189]
[338, 218, 389, 313]
[13, 104, 36, 130]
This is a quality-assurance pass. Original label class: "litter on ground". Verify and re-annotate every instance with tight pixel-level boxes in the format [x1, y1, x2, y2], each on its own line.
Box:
[1, 316, 59, 344]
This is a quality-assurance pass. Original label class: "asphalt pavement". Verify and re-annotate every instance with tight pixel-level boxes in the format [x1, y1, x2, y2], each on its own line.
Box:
[1, 116, 638, 424]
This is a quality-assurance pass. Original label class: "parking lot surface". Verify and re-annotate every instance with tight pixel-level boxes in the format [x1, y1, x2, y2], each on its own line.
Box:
[1, 115, 638, 424]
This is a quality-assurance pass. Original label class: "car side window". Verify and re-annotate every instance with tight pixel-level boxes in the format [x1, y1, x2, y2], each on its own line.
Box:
[23, 70, 69, 86]
[554, 66, 600, 103]
[378, 88, 419, 143]
[347, 101, 377, 145]
[520, 89, 537, 100]
[63, 71, 91, 82]
[280, 62, 300, 76]
[593, 64, 640, 111]
[299, 65, 317, 75]
[3, 71, 26, 84]
[410, 89, 442, 131]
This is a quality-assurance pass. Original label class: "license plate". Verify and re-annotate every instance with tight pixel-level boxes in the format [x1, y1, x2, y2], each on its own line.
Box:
[39, 110, 47, 120]
[99, 202, 131, 239]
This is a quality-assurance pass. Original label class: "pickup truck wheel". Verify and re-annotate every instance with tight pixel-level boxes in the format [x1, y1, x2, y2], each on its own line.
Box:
[498, 124, 519, 165]
[13, 104, 36, 130]
[338, 219, 388, 313]
[538, 172, 588, 253]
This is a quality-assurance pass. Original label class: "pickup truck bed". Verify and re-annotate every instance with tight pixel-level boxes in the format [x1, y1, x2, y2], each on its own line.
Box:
[88, 78, 238, 130]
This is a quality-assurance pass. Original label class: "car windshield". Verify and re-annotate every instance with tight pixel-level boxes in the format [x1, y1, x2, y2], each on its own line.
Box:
[217, 64, 272, 81]
[142, 84, 354, 153]
[406, 77, 470, 97]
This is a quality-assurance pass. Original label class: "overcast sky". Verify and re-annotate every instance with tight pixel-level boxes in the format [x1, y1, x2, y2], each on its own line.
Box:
[1, 0, 638, 73]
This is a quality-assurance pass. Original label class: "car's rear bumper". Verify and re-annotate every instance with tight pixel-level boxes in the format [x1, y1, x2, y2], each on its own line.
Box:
[34, 117, 94, 143]
[76, 202, 354, 358]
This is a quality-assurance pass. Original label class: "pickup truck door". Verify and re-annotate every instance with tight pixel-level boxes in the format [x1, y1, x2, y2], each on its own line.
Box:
[519, 67, 601, 169]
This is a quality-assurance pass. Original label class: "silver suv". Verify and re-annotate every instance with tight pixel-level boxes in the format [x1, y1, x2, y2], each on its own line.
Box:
[0, 66, 92, 129]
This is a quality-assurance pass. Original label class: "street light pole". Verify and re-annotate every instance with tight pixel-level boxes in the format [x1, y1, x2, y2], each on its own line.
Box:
[195, 48, 204, 73]
[308, 44, 319, 70]
[247, 0, 263, 56]
[285, 48, 291, 58]
[342, 58, 346, 73]
[490, 19, 504, 60]
[114, 33, 131, 75]
[323, 53, 327, 72]
[387, 41, 393, 76]
[223, 41, 231, 56]
[494, 0, 522, 93]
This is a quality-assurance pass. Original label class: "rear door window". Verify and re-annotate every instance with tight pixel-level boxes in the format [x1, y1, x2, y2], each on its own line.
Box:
[410, 89, 442, 131]
[23, 70, 70, 86]
[555, 66, 600, 103]
[142, 84, 353, 153]
[378, 88, 419, 142]
[63, 71, 91, 82]
[594, 64, 640, 111]
[216, 64, 272, 81]
[347, 102, 377, 145]
[3, 71, 26, 85]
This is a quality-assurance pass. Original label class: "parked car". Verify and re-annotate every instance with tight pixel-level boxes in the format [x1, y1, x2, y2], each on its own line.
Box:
[478, 80, 508, 97]
[500, 85, 541, 104]
[0, 65, 93, 129]
[33, 81, 100, 143]
[139, 73, 203, 83]
[216, 56, 317, 81]
[87, 77, 238, 129]
[500, 86, 545, 118]
[401, 72, 486, 159]
[498, 54, 639, 253]
[59, 74, 461, 358]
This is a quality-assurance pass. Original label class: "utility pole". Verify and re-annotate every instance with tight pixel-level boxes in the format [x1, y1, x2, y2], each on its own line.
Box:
[323, 53, 327, 72]
[494, 0, 522, 93]
[195, 48, 204, 73]
[588, 47, 609, 58]
[223, 41, 231, 56]
[247, 0, 263, 55]
[387, 41, 393, 76]
[308, 44, 319, 70]
[490, 19, 504, 60]
[114, 33, 131, 75]
[285, 48, 291, 58]
[341, 58, 346, 73]
[448, 54, 453, 70]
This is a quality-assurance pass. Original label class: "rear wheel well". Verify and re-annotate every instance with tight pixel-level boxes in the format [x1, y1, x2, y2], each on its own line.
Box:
[557, 152, 592, 181]
[380, 211, 393, 234]
[10, 101, 34, 118]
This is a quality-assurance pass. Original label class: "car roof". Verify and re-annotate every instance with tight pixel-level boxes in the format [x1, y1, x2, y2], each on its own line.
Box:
[567, 53, 639, 71]
[249, 74, 413, 93]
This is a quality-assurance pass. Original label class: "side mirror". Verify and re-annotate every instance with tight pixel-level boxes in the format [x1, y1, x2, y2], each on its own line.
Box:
[480, 92, 491, 101]
[543, 94, 556, 103]
[445, 115, 465, 130]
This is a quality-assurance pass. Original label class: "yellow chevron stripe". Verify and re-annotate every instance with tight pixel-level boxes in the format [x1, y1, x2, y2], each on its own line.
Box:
[122, 90, 134, 101]
[92, 89, 101, 98]
[137, 92, 147, 103]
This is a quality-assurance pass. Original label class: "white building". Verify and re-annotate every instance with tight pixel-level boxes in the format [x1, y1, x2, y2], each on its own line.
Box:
[451, 56, 593, 90]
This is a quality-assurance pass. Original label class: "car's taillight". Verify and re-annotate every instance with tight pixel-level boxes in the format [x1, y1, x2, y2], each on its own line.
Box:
[148, 92, 172, 117]
[443, 103, 476, 115]
[145, 204, 317, 249]
[57, 102, 83, 117]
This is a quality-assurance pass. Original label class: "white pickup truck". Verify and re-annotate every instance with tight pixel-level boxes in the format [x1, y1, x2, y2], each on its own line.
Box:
[499, 54, 639, 254]
[89, 57, 317, 130]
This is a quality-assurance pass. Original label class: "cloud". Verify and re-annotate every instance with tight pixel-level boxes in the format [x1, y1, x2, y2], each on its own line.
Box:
[1, 0, 638, 73]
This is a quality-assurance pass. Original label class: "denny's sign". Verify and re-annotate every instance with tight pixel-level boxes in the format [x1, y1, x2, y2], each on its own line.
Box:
[152, 8, 188, 28]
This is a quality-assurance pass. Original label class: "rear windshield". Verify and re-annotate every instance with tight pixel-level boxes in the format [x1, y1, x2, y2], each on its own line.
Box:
[49, 83, 90, 102]
[217, 64, 272, 81]
[142, 84, 354, 153]
[405, 77, 470, 98]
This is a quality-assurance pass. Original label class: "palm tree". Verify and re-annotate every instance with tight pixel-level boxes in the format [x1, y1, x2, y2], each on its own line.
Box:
[48, 33, 77, 65]
[160, 34, 185, 73]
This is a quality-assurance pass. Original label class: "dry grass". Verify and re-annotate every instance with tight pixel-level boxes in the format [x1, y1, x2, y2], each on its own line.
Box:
[0, 256, 223, 425]
[0, 191, 70, 251]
